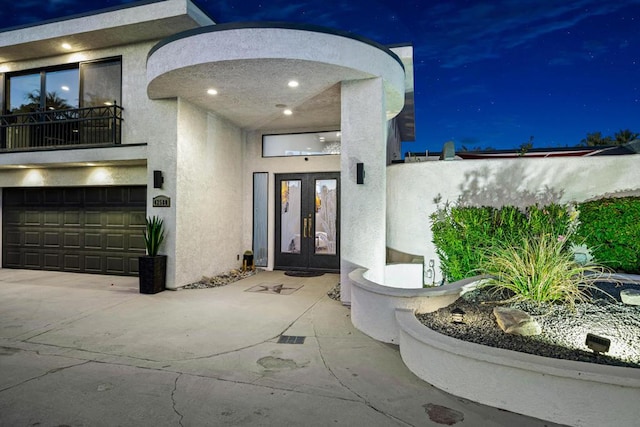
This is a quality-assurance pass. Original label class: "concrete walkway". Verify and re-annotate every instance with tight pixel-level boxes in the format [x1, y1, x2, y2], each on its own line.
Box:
[0, 269, 564, 426]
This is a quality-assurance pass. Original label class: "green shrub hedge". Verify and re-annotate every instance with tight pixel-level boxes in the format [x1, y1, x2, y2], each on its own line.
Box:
[430, 197, 640, 282]
[430, 203, 572, 282]
[575, 197, 640, 274]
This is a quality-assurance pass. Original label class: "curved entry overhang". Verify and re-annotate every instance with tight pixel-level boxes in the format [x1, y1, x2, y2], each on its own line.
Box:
[146, 22, 406, 131]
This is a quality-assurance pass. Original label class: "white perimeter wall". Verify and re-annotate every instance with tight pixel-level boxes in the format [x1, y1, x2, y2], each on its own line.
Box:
[387, 155, 640, 285]
[241, 129, 340, 270]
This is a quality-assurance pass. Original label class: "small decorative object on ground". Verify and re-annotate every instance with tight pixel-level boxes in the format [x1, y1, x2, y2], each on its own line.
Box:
[450, 307, 465, 324]
[327, 283, 341, 301]
[242, 250, 255, 272]
[183, 269, 257, 289]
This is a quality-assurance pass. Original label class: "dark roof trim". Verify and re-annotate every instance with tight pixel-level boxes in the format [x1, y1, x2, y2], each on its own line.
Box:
[386, 42, 413, 49]
[0, 0, 214, 33]
[148, 21, 404, 70]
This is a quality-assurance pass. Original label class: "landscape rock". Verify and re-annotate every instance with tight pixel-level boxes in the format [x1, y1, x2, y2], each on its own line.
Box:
[621, 289, 640, 306]
[492, 307, 542, 336]
[182, 269, 256, 289]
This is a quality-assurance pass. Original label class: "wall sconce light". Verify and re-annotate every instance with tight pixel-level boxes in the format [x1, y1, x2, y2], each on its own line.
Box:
[451, 307, 465, 324]
[153, 170, 164, 189]
[356, 162, 365, 184]
[585, 333, 610, 354]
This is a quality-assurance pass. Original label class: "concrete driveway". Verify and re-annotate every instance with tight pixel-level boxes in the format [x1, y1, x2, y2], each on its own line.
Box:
[0, 269, 564, 426]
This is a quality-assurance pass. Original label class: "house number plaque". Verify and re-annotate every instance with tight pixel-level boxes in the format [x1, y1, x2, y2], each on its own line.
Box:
[153, 195, 171, 207]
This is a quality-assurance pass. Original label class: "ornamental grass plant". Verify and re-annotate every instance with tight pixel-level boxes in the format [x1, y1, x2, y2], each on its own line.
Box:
[479, 232, 608, 311]
[143, 215, 165, 256]
[430, 201, 575, 283]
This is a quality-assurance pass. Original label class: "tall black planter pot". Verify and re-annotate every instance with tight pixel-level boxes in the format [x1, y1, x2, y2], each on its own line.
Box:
[139, 255, 167, 294]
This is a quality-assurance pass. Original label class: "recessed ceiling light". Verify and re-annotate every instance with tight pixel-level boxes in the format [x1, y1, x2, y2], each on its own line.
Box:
[288, 80, 299, 88]
[283, 109, 293, 116]
[61, 43, 72, 50]
[207, 88, 218, 95]
[104, 101, 113, 106]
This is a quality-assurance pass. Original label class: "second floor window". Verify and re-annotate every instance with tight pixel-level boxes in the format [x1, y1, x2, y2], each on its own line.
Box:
[1, 58, 123, 150]
[80, 59, 121, 108]
[5, 58, 121, 114]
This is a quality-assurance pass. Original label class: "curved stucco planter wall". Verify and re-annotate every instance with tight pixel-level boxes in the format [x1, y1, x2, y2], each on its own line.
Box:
[396, 309, 640, 427]
[349, 268, 481, 344]
[373, 263, 423, 289]
[348, 267, 640, 426]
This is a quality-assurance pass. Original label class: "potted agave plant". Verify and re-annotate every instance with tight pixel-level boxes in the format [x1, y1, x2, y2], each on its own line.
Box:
[139, 215, 166, 294]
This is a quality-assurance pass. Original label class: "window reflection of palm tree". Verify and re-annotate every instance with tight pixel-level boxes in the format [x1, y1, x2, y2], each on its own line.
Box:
[12, 90, 72, 113]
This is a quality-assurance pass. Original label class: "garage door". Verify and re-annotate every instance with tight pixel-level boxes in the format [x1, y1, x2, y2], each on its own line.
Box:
[2, 186, 146, 276]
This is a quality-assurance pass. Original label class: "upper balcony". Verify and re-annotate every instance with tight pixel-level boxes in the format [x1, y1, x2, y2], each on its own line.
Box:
[0, 104, 123, 151]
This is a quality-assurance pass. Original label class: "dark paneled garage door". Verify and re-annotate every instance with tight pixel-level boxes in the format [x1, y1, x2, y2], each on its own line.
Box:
[2, 186, 146, 276]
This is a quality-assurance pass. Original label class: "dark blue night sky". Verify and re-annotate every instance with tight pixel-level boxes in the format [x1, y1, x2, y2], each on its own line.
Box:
[2, 0, 638, 153]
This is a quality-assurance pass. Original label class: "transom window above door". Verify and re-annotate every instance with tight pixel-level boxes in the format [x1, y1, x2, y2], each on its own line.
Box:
[262, 130, 341, 157]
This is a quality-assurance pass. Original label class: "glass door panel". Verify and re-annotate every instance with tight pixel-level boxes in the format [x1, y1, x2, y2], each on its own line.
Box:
[280, 180, 302, 253]
[314, 179, 337, 256]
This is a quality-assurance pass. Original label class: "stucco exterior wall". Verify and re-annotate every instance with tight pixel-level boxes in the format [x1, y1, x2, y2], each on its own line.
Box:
[171, 99, 244, 287]
[0, 166, 146, 188]
[120, 41, 167, 146]
[387, 155, 640, 285]
[241, 129, 340, 270]
[340, 78, 388, 303]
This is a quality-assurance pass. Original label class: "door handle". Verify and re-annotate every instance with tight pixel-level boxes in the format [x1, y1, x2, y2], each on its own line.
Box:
[303, 218, 308, 238]
[307, 214, 313, 238]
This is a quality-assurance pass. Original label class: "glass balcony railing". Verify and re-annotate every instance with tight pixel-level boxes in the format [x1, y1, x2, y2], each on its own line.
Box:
[0, 104, 123, 151]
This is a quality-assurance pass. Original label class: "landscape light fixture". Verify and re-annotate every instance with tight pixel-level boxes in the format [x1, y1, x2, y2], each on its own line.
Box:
[585, 333, 610, 354]
[451, 307, 465, 324]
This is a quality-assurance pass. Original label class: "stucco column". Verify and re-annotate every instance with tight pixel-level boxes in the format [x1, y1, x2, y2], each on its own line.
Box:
[145, 100, 179, 289]
[340, 77, 387, 304]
